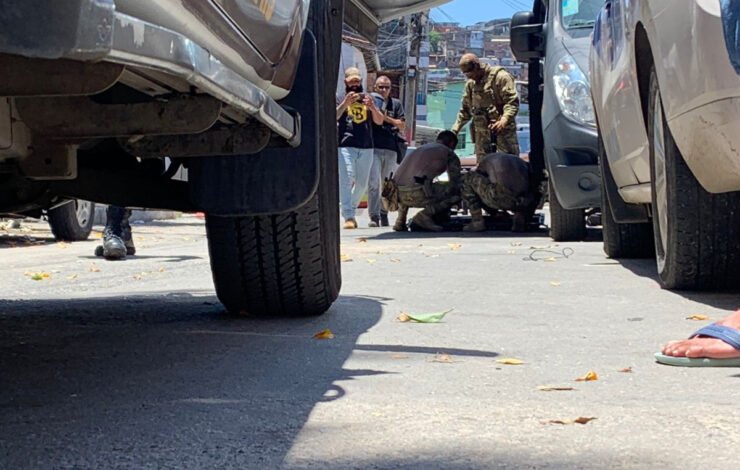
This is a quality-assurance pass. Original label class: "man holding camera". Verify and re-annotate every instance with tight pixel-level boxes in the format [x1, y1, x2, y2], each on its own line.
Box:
[336, 67, 384, 229]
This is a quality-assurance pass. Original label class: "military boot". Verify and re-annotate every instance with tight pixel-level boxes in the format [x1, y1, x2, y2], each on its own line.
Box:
[95, 206, 134, 260]
[411, 212, 444, 232]
[463, 210, 486, 232]
[511, 212, 528, 233]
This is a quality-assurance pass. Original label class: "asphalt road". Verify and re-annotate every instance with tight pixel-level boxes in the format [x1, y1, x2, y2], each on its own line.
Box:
[1, 214, 739, 469]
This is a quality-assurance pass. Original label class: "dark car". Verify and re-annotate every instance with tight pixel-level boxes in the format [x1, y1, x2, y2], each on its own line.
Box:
[0, 0, 447, 316]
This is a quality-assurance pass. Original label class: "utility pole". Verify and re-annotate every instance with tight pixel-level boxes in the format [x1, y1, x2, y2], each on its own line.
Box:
[404, 12, 425, 146]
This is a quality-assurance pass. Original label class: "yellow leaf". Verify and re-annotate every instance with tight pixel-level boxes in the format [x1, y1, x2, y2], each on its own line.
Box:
[686, 314, 710, 321]
[397, 313, 411, 322]
[496, 358, 525, 365]
[448, 243, 462, 251]
[617, 367, 633, 373]
[550, 281, 561, 287]
[538, 385, 576, 392]
[313, 329, 334, 340]
[340, 254, 353, 262]
[432, 353, 454, 363]
[575, 371, 599, 382]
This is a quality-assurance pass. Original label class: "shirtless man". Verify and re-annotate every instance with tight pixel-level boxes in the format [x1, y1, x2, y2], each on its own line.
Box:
[392, 131, 461, 232]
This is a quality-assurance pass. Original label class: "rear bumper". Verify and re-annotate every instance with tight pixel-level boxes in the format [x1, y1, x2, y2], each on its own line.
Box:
[0, 0, 300, 145]
[544, 113, 601, 209]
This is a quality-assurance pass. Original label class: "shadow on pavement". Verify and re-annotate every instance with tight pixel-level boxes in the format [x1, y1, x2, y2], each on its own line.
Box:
[0, 293, 382, 468]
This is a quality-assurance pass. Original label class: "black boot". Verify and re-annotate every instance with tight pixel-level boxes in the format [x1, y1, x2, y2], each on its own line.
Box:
[95, 206, 134, 260]
[380, 214, 389, 227]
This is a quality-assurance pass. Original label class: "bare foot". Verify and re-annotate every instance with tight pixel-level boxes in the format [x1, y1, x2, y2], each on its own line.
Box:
[661, 310, 740, 359]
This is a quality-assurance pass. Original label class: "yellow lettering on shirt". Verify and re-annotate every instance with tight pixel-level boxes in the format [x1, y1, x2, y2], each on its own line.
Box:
[348, 103, 368, 124]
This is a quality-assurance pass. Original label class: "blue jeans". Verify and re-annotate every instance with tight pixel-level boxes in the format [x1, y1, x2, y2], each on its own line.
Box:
[368, 148, 398, 218]
[338, 147, 374, 220]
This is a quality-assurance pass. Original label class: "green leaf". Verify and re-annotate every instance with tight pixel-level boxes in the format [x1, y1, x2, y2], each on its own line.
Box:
[401, 309, 454, 323]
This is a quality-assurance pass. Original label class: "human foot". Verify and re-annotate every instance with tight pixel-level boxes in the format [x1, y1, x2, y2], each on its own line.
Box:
[660, 310, 740, 360]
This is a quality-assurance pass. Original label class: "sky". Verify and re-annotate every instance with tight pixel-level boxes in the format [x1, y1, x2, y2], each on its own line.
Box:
[431, 0, 531, 26]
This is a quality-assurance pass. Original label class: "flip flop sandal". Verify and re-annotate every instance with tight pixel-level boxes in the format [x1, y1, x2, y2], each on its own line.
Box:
[655, 324, 740, 367]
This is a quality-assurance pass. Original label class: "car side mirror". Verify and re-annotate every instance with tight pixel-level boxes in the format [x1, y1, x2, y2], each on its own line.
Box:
[510, 11, 545, 62]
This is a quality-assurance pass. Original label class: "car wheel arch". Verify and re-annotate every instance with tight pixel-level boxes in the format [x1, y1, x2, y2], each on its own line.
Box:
[634, 22, 654, 135]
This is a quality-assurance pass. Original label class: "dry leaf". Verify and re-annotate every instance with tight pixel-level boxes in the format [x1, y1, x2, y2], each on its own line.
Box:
[66, 274, 78, 281]
[358, 237, 368, 243]
[89, 263, 101, 273]
[617, 367, 633, 373]
[537, 385, 576, 392]
[496, 358, 525, 365]
[544, 417, 597, 425]
[340, 254, 353, 262]
[432, 353, 454, 363]
[686, 314, 710, 321]
[56, 242, 69, 249]
[550, 281, 561, 287]
[397, 313, 411, 322]
[448, 243, 462, 251]
[158, 267, 166, 273]
[313, 329, 334, 340]
[575, 371, 599, 382]
[390, 258, 401, 263]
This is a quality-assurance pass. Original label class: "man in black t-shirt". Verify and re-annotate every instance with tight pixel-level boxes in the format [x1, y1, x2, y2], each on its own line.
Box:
[336, 67, 384, 229]
[368, 75, 405, 228]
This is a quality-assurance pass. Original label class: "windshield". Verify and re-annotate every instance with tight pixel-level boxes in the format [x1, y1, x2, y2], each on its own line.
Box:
[560, 0, 605, 30]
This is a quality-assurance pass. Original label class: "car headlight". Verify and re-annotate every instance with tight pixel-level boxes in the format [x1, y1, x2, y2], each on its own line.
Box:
[553, 55, 596, 127]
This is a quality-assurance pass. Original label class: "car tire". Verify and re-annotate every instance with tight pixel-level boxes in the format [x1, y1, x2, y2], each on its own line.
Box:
[598, 135, 654, 258]
[648, 66, 740, 289]
[205, 0, 341, 317]
[548, 180, 587, 242]
[47, 199, 95, 242]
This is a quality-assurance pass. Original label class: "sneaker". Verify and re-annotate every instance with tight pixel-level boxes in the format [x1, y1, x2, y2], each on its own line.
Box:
[380, 214, 389, 227]
[463, 220, 486, 232]
[369, 216, 379, 228]
[411, 212, 444, 232]
[343, 218, 358, 229]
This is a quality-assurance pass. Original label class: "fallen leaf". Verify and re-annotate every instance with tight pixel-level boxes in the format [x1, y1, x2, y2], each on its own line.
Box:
[686, 314, 710, 321]
[397, 309, 453, 323]
[66, 274, 78, 281]
[448, 243, 462, 251]
[158, 267, 166, 273]
[313, 329, 334, 340]
[496, 358, 525, 365]
[550, 281, 561, 287]
[358, 237, 368, 243]
[390, 258, 401, 263]
[56, 242, 69, 249]
[617, 367, 633, 373]
[366, 259, 377, 264]
[544, 417, 597, 425]
[575, 371, 599, 382]
[537, 385, 576, 392]
[29, 272, 50, 281]
[340, 254, 353, 262]
[432, 353, 454, 363]
[89, 263, 101, 273]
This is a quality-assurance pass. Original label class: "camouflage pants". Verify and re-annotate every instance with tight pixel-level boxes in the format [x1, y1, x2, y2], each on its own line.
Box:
[473, 125, 520, 164]
[461, 171, 522, 212]
[396, 183, 460, 225]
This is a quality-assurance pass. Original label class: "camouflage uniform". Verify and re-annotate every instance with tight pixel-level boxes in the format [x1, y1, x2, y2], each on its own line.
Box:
[395, 156, 462, 229]
[461, 171, 524, 213]
[452, 64, 520, 163]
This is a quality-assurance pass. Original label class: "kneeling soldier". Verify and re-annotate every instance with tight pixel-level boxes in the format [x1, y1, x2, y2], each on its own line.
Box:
[462, 152, 535, 233]
[390, 131, 462, 232]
